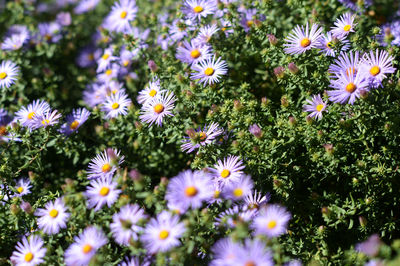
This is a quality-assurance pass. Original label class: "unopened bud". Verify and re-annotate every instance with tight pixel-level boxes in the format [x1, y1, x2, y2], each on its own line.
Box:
[359, 216, 367, 227]
[274, 66, 285, 79]
[281, 96, 289, 107]
[148, 60, 158, 72]
[249, 124, 262, 138]
[10, 204, 20, 215]
[186, 128, 196, 139]
[20, 201, 33, 214]
[359, 89, 369, 99]
[267, 34, 278, 46]
[288, 116, 297, 126]
[288, 62, 299, 74]
[323, 144, 334, 155]
[129, 169, 141, 181]
[233, 100, 242, 110]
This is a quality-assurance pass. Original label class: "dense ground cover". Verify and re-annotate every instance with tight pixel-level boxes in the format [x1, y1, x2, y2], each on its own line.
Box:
[1, 0, 400, 265]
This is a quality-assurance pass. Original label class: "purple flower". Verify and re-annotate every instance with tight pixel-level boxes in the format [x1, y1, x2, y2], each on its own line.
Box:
[356, 234, 382, 257]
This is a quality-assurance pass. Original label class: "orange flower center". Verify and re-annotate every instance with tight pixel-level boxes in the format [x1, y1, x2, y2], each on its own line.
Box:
[70, 120, 79, 130]
[300, 37, 311, 48]
[190, 49, 201, 59]
[370, 65, 380, 76]
[246, 20, 254, 27]
[204, 67, 214, 76]
[102, 163, 111, 173]
[82, 244, 92, 254]
[199, 131, 207, 141]
[153, 103, 164, 114]
[245, 261, 256, 266]
[345, 82, 357, 93]
[185, 186, 198, 197]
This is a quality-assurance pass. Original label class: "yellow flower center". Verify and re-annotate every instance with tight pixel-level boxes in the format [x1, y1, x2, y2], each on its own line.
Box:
[193, 5, 203, 13]
[159, 229, 169, 239]
[17, 187, 24, 193]
[149, 89, 157, 97]
[99, 186, 110, 196]
[153, 103, 164, 114]
[246, 20, 254, 27]
[82, 244, 92, 254]
[204, 67, 215, 76]
[267, 220, 277, 229]
[102, 163, 111, 173]
[213, 190, 220, 198]
[300, 37, 311, 48]
[111, 102, 119, 110]
[102, 53, 110, 60]
[316, 104, 324, 112]
[343, 25, 351, 31]
[120, 10, 127, 19]
[369, 65, 380, 76]
[49, 209, 59, 218]
[41, 119, 50, 125]
[221, 27, 227, 31]
[70, 120, 79, 130]
[199, 131, 207, 141]
[185, 186, 198, 197]
[190, 49, 201, 59]
[326, 41, 332, 48]
[27, 112, 35, 120]
[123, 60, 129, 67]
[24, 252, 34, 262]
[88, 54, 94, 61]
[105, 69, 113, 76]
[233, 188, 243, 197]
[0, 72, 7, 79]
[245, 261, 256, 266]
[345, 82, 357, 93]
[0, 126, 6, 136]
[220, 169, 230, 178]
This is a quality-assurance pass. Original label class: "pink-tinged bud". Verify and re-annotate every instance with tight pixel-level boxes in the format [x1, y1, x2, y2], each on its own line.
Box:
[288, 62, 299, 74]
[107, 148, 117, 161]
[249, 124, 262, 138]
[274, 66, 285, 79]
[321, 207, 330, 215]
[267, 34, 278, 46]
[134, 121, 143, 130]
[20, 201, 33, 214]
[233, 100, 242, 110]
[148, 60, 158, 72]
[281, 96, 289, 107]
[160, 177, 168, 186]
[323, 143, 334, 155]
[306, 116, 313, 125]
[261, 97, 269, 107]
[288, 116, 297, 126]
[186, 128, 196, 139]
[359, 89, 369, 99]
[128, 169, 142, 181]
[10, 204, 20, 215]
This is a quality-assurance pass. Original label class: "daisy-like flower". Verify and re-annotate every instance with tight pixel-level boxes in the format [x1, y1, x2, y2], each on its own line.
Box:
[59, 108, 90, 136]
[191, 56, 228, 86]
[329, 51, 361, 78]
[235, 239, 274, 266]
[35, 198, 70, 234]
[38, 22, 62, 43]
[14, 178, 32, 197]
[87, 148, 124, 180]
[181, 0, 217, 21]
[110, 204, 147, 246]
[207, 180, 223, 204]
[141, 211, 186, 253]
[137, 78, 166, 104]
[215, 205, 256, 228]
[15, 100, 51, 128]
[106, 0, 138, 33]
[10, 235, 47, 266]
[2, 33, 29, 51]
[166, 170, 214, 211]
[97, 63, 120, 84]
[77, 46, 101, 68]
[208, 155, 245, 186]
[317, 32, 350, 57]
[252, 204, 291, 238]
[176, 40, 213, 65]
[209, 237, 242, 266]
[222, 175, 254, 201]
[240, 8, 257, 32]
[302, 94, 328, 120]
[31, 110, 62, 129]
[101, 91, 132, 119]
[0, 60, 19, 89]
[338, 0, 372, 12]
[74, 0, 100, 14]
[85, 176, 121, 211]
[139, 91, 176, 127]
[327, 70, 370, 104]
[181, 122, 224, 153]
[331, 13, 357, 38]
[64, 226, 108, 266]
[119, 256, 150, 266]
[193, 24, 219, 45]
[283, 23, 323, 55]
[242, 190, 271, 211]
[97, 47, 118, 73]
[360, 49, 396, 88]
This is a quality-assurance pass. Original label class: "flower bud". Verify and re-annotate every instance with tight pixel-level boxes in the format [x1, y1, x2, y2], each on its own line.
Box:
[288, 62, 299, 74]
[359, 89, 368, 99]
[359, 216, 367, 227]
[288, 116, 297, 126]
[261, 97, 269, 107]
[268, 34, 278, 46]
[233, 100, 242, 111]
[274, 66, 285, 79]
[323, 144, 334, 155]
[281, 96, 289, 107]
[20, 201, 33, 214]
[129, 169, 142, 181]
[10, 204, 20, 215]
[148, 60, 158, 72]
[249, 124, 262, 138]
